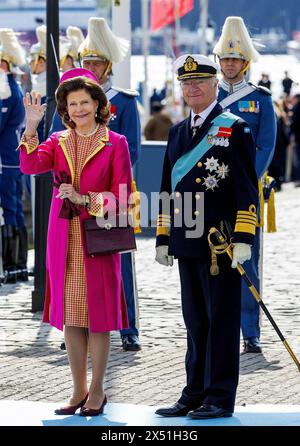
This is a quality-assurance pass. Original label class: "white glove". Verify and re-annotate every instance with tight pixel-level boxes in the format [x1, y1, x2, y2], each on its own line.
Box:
[231, 243, 251, 268]
[0, 71, 11, 100]
[155, 245, 173, 267]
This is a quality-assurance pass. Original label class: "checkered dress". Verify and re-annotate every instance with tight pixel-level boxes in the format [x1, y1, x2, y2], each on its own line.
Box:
[64, 126, 105, 327]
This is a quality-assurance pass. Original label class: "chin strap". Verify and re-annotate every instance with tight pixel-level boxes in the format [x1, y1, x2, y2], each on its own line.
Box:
[241, 60, 251, 74]
[99, 61, 112, 82]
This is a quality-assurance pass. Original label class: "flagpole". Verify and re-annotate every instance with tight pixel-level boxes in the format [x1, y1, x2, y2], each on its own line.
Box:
[200, 0, 209, 55]
[174, 0, 180, 57]
[142, 0, 150, 125]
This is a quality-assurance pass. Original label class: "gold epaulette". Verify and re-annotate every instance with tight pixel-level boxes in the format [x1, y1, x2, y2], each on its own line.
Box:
[156, 214, 171, 237]
[234, 205, 257, 235]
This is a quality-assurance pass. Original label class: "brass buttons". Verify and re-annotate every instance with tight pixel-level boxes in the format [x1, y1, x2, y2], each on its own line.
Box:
[194, 210, 200, 216]
[175, 192, 180, 198]
[174, 208, 180, 214]
[195, 194, 201, 200]
[195, 178, 201, 183]
[197, 162, 202, 167]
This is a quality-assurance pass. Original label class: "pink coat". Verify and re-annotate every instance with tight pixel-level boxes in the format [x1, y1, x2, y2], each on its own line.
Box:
[19, 128, 132, 333]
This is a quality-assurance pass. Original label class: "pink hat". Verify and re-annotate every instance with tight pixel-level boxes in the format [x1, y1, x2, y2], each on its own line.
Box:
[60, 68, 99, 84]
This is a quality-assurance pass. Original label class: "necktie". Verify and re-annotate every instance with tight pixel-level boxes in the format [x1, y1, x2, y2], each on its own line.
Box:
[192, 114, 201, 137]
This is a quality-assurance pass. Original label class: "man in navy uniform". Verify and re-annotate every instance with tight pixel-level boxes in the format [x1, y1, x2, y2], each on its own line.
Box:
[51, 18, 141, 352]
[0, 28, 26, 283]
[213, 17, 276, 353]
[155, 54, 258, 419]
[59, 26, 84, 72]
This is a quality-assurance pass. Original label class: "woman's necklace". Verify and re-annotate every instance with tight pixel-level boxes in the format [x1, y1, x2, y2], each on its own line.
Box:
[75, 123, 100, 137]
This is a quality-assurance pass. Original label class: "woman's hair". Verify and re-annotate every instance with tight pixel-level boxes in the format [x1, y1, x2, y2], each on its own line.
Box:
[55, 76, 111, 129]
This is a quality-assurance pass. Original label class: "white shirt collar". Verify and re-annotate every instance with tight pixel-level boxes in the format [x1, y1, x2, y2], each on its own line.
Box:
[190, 99, 218, 127]
[219, 78, 248, 93]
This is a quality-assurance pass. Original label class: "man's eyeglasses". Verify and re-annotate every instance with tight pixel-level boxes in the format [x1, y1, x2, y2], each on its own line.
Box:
[180, 78, 211, 89]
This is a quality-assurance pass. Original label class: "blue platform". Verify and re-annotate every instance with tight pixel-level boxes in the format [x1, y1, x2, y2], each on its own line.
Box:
[1, 401, 300, 426]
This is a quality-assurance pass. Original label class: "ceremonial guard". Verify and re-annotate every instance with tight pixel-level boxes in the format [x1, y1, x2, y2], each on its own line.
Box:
[0, 28, 26, 282]
[213, 17, 277, 353]
[59, 26, 84, 72]
[155, 55, 258, 418]
[51, 17, 142, 352]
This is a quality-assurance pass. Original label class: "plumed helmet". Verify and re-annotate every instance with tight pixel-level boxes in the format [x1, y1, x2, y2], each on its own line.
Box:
[79, 17, 129, 64]
[213, 16, 259, 62]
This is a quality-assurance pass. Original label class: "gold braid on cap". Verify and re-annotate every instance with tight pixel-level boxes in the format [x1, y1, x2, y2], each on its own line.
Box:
[80, 47, 108, 61]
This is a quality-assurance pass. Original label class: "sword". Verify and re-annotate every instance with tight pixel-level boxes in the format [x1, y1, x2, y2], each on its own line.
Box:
[207, 224, 300, 372]
[50, 33, 60, 77]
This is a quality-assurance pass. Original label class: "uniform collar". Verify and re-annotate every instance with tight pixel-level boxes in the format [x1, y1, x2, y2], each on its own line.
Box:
[101, 78, 112, 93]
[219, 78, 247, 93]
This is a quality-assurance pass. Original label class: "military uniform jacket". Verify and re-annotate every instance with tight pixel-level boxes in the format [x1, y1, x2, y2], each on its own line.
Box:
[156, 103, 258, 259]
[218, 82, 276, 178]
[0, 74, 24, 168]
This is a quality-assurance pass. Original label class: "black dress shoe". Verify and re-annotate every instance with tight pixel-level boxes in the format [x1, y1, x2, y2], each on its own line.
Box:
[121, 334, 141, 352]
[189, 404, 232, 419]
[17, 268, 29, 282]
[243, 337, 262, 353]
[155, 402, 194, 417]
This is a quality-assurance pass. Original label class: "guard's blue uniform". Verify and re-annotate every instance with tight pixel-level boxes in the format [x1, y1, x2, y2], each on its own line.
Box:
[50, 82, 141, 338]
[218, 80, 276, 340]
[0, 73, 25, 228]
[156, 103, 258, 412]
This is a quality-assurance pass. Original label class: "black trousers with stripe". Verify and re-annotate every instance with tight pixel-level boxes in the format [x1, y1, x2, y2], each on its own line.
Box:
[177, 254, 241, 412]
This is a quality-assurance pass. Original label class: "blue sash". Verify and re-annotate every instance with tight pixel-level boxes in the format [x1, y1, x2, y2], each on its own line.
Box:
[171, 112, 239, 191]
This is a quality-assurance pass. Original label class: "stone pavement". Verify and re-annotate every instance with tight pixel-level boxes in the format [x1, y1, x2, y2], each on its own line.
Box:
[0, 183, 300, 410]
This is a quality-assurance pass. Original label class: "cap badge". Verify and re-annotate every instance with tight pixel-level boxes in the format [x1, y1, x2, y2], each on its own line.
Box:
[184, 56, 198, 73]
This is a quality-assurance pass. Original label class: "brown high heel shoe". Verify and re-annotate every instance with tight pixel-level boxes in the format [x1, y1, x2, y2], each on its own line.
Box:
[79, 394, 107, 417]
[55, 394, 88, 415]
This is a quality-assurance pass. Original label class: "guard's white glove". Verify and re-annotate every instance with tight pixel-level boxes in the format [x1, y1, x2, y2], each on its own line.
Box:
[231, 243, 251, 268]
[155, 245, 173, 267]
[0, 70, 11, 100]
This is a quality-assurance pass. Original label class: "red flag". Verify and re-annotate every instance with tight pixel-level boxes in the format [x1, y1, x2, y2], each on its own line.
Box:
[151, 0, 194, 31]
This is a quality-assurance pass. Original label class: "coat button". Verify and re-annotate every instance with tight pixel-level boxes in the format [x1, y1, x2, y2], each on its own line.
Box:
[174, 208, 180, 214]
[195, 193, 201, 200]
[175, 192, 180, 198]
[194, 210, 200, 216]
[195, 178, 201, 183]
[197, 162, 202, 167]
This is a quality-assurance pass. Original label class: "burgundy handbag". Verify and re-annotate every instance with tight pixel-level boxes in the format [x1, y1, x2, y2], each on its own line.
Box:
[84, 216, 136, 257]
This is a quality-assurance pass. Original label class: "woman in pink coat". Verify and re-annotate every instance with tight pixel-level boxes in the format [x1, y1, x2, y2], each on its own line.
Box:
[19, 73, 132, 416]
